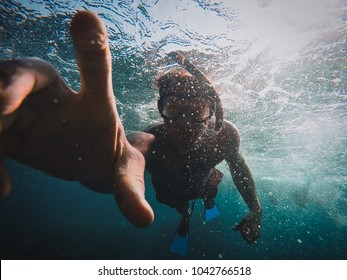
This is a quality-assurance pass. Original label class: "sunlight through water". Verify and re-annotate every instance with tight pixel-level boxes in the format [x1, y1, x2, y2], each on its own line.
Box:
[0, 0, 346, 259]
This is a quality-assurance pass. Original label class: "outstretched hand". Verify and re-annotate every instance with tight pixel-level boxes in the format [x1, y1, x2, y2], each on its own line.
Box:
[0, 11, 154, 227]
[232, 210, 262, 244]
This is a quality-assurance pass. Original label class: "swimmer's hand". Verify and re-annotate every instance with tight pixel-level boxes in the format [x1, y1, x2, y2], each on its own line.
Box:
[0, 11, 154, 227]
[232, 209, 262, 244]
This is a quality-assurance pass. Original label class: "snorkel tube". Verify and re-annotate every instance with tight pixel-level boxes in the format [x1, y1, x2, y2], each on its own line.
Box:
[168, 51, 223, 132]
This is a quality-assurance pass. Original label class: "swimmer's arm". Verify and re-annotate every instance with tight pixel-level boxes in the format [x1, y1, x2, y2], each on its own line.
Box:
[225, 123, 261, 212]
[227, 151, 261, 212]
[227, 148, 262, 243]
[127, 131, 155, 159]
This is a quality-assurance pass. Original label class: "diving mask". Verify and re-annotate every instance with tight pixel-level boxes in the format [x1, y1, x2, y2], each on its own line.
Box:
[158, 95, 214, 123]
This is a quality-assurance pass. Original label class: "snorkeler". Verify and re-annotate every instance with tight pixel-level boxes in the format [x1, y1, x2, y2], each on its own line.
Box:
[0, 11, 261, 255]
[128, 52, 262, 255]
[0, 11, 154, 227]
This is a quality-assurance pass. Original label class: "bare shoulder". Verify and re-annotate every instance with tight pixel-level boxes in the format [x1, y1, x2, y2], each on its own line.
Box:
[143, 122, 165, 134]
[127, 131, 156, 157]
[127, 122, 167, 155]
[211, 120, 241, 159]
[220, 120, 240, 144]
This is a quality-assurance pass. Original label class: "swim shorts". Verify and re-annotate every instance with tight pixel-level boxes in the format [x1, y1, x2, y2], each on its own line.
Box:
[153, 167, 223, 208]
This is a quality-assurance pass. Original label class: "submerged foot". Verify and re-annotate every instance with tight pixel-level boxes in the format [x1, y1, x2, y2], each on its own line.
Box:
[170, 217, 190, 255]
[205, 203, 220, 223]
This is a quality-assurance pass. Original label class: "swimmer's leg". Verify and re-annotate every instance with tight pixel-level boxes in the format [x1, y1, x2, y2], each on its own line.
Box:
[170, 202, 190, 255]
[203, 168, 223, 222]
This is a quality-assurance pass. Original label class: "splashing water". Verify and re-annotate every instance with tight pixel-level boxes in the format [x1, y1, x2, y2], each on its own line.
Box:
[0, 0, 346, 259]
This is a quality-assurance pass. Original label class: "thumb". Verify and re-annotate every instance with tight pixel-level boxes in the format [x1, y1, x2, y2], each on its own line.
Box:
[113, 143, 154, 228]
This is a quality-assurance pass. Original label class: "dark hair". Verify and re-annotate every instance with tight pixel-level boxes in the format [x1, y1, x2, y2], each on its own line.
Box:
[156, 68, 207, 97]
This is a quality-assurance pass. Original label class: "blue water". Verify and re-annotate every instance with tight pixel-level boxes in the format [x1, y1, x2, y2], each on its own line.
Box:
[0, 0, 346, 260]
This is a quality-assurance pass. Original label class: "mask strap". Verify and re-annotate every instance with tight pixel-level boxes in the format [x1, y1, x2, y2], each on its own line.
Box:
[168, 51, 224, 131]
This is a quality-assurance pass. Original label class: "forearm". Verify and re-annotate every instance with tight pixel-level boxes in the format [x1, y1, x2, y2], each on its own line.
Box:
[230, 160, 261, 212]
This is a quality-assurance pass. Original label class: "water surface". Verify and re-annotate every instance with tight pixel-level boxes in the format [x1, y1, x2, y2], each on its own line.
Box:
[0, 0, 346, 259]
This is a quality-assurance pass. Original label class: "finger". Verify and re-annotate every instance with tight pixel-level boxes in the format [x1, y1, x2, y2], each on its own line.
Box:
[241, 226, 259, 244]
[113, 143, 154, 227]
[70, 11, 112, 95]
[243, 232, 258, 244]
[0, 65, 36, 115]
[232, 223, 241, 231]
[114, 177, 154, 228]
[0, 160, 11, 201]
[244, 235, 255, 244]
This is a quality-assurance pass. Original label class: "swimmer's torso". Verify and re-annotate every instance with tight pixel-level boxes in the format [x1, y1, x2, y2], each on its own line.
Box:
[145, 122, 235, 196]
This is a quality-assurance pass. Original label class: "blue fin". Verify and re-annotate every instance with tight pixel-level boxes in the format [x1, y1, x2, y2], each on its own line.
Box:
[205, 203, 220, 223]
[170, 231, 189, 256]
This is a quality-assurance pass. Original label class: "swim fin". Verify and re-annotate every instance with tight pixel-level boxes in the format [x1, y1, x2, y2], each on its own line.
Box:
[205, 203, 220, 223]
[170, 231, 189, 256]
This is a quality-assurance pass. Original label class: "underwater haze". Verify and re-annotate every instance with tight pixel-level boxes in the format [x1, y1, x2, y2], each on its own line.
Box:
[0, 0, 346, 259]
